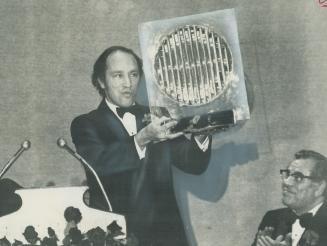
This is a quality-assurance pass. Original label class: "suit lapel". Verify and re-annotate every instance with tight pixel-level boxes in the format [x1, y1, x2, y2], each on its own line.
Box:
[274, 209, 294, 239]
[97, 100, 130, 137]
[312, 202, 327, 228]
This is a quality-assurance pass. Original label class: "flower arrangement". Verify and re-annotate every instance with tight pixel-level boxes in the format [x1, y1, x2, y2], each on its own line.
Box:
[0, 207, 138, 246]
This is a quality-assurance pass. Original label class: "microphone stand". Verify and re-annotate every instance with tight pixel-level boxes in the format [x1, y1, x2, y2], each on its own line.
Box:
[57, 138, 113, 212]
[0, 140, 31, 179]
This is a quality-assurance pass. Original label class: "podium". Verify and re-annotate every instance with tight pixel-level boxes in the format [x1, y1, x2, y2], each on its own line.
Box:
[0, 140, 127, 245]
[0, 186, 126, 243]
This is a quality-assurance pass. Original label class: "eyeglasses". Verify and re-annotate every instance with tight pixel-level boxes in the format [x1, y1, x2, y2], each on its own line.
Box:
[280, 169, 319, 183]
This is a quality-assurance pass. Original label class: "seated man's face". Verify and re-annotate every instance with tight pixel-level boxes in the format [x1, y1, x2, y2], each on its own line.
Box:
[281, 158, 322, 213]
[100, 50, 140, 107]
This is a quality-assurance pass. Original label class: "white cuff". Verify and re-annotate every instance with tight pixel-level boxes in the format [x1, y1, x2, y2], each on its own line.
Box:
[194, 136, 209, 152]
[134, 136, 147, 159]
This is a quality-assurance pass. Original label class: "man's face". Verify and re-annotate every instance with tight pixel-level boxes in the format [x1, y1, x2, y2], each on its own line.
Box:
[282, 158, 322, 213]
[100, 50, 140, 107]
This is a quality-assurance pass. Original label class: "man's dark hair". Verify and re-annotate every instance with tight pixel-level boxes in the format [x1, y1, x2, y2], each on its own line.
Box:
[295, 150, 327, 195]
[91, 46, 143, 97]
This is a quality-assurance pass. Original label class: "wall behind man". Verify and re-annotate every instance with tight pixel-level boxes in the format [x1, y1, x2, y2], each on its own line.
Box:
[0, 0, 326, 245]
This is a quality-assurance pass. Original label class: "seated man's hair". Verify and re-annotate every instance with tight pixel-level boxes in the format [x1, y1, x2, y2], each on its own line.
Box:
[91, 46, 143, 97]
[295, 149, 327, 188]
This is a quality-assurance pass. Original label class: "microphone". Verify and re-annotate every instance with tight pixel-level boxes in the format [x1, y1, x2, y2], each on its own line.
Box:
[0, 140, 31, 179]
[57, 138, 76, 156]
[57, 138, 113, 212]
[22, 140, 31, 150]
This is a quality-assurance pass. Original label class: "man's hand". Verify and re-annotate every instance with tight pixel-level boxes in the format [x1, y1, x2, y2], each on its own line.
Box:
[258, 226, 274, 238]
[135, 116, 184, 148]
[255, 228, 291, 246]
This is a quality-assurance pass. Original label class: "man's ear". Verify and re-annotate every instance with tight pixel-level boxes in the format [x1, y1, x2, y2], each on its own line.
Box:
[315, 180, 326, 197]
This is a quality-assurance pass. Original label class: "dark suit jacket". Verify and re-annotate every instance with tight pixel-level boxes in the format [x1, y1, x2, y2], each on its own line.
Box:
[252, 202, 327, 246]
[71, 100, 211, 246]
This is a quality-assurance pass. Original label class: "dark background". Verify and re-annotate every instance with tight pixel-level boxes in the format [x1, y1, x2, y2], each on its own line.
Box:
[0, 1, 327, 245]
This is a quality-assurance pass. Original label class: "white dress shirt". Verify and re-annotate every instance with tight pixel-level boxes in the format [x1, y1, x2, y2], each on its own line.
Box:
[291, 202, 323, 246]
[106, 99, 146, 159]
[105, 99, 209, 160]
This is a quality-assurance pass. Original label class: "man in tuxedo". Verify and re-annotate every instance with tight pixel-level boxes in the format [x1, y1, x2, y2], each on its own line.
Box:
[253, 150, 327, 246]
[71, 46, 211, 246]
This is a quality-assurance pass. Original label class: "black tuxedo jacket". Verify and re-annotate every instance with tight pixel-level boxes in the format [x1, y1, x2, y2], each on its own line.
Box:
[252, 202, 327, 246]
[71, 100, 211, 246]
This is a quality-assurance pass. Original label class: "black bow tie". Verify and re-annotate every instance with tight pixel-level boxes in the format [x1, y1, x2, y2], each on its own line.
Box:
[116, 106, 139, 118]
[298, 213, 313, 229]
[290, 212, 314, 229]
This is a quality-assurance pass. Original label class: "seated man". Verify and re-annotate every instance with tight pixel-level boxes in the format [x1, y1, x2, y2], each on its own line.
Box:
[71, 46, 212, 246]
[253, 150, 327, 246]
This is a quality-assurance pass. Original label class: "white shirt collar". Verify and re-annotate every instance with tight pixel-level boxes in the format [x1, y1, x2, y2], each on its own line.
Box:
[105, 99, 120, 119]
[104, 98, 136, 118]
[308, 202, 324, 216]
[293, 202, 324, 216]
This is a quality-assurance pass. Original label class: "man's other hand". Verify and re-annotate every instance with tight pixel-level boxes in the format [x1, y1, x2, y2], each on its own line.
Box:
[256, 232, 291, 246]
[135, 116, 183, 148]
